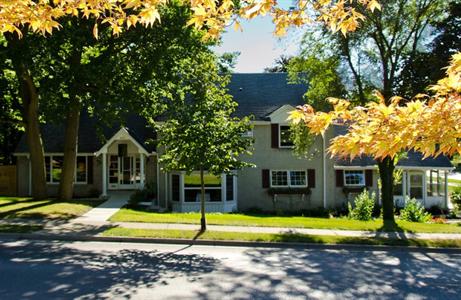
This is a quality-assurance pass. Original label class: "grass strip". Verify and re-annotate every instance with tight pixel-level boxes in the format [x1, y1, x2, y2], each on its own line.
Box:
[0, 197, 103, 220]
[102, 228, 461, 248]
[0, 224, 43, 233]
[110, 209, 461, 234]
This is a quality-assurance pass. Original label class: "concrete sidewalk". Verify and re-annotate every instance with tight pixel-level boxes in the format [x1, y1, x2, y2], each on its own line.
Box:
[112, 221, 461, 240]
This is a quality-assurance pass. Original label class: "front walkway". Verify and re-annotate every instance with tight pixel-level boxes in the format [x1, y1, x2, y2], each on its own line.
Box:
[72, 191, 131, 224]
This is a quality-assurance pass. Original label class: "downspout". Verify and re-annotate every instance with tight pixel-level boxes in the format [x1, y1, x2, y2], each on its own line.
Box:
[322, 133, 327, 209]
[156, 154, 160, 207]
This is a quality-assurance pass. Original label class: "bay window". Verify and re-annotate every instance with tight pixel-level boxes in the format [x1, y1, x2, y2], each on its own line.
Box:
[184, 173, 222, 202]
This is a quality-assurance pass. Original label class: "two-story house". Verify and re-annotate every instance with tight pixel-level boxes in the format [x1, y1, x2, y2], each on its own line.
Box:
[14, 73, 453, 212]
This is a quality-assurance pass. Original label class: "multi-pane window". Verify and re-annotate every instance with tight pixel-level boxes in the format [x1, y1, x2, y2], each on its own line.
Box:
[184, 172, 221, 202]
[51, 156, 63, 183]
[427, 170, 445, 197]
[271, 171, 288, 187]
[76, 156, 87, 183]
[279, 125, 294, 147]
[45, 155, 88, 184]
[344, 170, 365, 186]
[271, 170, 307, 187]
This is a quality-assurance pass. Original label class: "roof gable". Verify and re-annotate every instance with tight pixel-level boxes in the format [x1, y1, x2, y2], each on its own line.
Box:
[268, 104, 296, 124]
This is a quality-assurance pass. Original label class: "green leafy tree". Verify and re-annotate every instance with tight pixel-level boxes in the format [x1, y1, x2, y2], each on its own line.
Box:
[288, 54, 347, 111]
[158, 53, 254, 231]
[397, 2, 461, 98]
[0, 2, 212, 199]
[264, 55, 293, 73]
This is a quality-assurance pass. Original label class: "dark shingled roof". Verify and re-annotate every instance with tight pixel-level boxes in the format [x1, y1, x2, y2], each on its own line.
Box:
[15, 73, 305, 153]
[333, 126, 453, 169]
[15, 112, 156, 153]
[229, 73, 306, 120]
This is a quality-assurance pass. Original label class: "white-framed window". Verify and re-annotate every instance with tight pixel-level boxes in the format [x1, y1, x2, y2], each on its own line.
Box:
[279, 125, 294, 148]
[183, 172, 222, 202]
[344, 170, 365, 186]
[270, 170, 307, 187]
[45, 155, 88, 184]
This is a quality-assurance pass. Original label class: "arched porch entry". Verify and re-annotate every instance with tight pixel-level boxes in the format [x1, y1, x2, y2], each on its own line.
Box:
[95, 128, 156, 197]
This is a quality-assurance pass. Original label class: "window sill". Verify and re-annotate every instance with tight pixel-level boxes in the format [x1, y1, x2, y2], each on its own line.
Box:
[268, 187, 311, 195]
[342, 187, 367, 194]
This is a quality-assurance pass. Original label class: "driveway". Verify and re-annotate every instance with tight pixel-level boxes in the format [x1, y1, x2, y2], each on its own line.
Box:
[0, 239, 460, 299]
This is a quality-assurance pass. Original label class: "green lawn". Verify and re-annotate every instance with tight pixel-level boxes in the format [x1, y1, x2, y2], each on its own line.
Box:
[448, 178, 461, 185]
[110, 209, 461, 233]
[102, 228, 461, 248]
[0, 197, 103, 220]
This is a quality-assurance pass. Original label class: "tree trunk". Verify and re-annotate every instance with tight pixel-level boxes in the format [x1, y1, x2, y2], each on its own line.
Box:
[8, 34, 47, 200]
[58, 99, 81, 201]
[378, 156, 395, 222]
[15, 64, 48, 200]
[200, 168, 206, 232]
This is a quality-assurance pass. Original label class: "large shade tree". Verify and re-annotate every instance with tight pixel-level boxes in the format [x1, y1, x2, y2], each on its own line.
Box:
[290, 53, 461, 223]
[291, 0, 450, 221]
[1, 2, 212, 199]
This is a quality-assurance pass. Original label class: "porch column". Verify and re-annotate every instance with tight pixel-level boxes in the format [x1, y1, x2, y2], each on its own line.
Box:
[179, 172, 185, 203]
[402, 171, 407, 200]
[221, 173, 226, 202]
[445, 171, 449, 209]
[140, 154, 145, 189]
[422, 171, 427, 207]
[102, 152, 107, 197]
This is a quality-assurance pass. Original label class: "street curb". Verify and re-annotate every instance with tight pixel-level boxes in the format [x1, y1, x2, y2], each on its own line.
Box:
[1, 232, 461, 253]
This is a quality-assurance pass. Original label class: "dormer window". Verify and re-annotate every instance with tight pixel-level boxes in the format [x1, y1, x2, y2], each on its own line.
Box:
[279, 125, 294, 148]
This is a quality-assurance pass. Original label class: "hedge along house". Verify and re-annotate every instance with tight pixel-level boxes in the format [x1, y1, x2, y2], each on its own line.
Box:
[14, 73, 453, 211]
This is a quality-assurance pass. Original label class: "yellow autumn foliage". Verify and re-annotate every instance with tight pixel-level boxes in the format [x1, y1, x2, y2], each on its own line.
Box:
[289, 53, 461, 161]
[0, 0, 381, 39]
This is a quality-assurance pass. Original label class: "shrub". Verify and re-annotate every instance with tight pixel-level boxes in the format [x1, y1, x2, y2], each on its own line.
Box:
[451, 186, 461, 211]
[348, 190, 375, 221]
[400, 198, 431, 223]
[128, 189, 149, 206]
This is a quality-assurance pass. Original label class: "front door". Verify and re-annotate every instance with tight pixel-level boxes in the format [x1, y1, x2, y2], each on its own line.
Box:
[108, 155, 140, 190]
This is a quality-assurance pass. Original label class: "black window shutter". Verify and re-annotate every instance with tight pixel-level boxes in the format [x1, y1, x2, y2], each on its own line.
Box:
[262, 169, 270, 188]
[307, 169, 315, 188]
[226, 175, 234, 201]
[336, 170, 344, 187]
[365, 170, 373, 187]
[271, 124, 279, 148]
[172, 175, 180, 201]
[87, 156, 94, 184]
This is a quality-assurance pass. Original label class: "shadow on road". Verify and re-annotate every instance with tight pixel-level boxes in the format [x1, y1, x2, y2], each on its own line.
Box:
[1, 240, 461, 299]
[0, 240, 218, 299]
[192, 246, 461, 299]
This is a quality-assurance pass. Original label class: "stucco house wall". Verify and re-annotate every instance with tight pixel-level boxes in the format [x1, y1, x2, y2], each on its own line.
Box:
[237, 124, 324, 212]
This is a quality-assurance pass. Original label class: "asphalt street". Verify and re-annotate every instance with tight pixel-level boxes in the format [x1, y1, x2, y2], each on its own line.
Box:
[0, 239, 460, 299]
